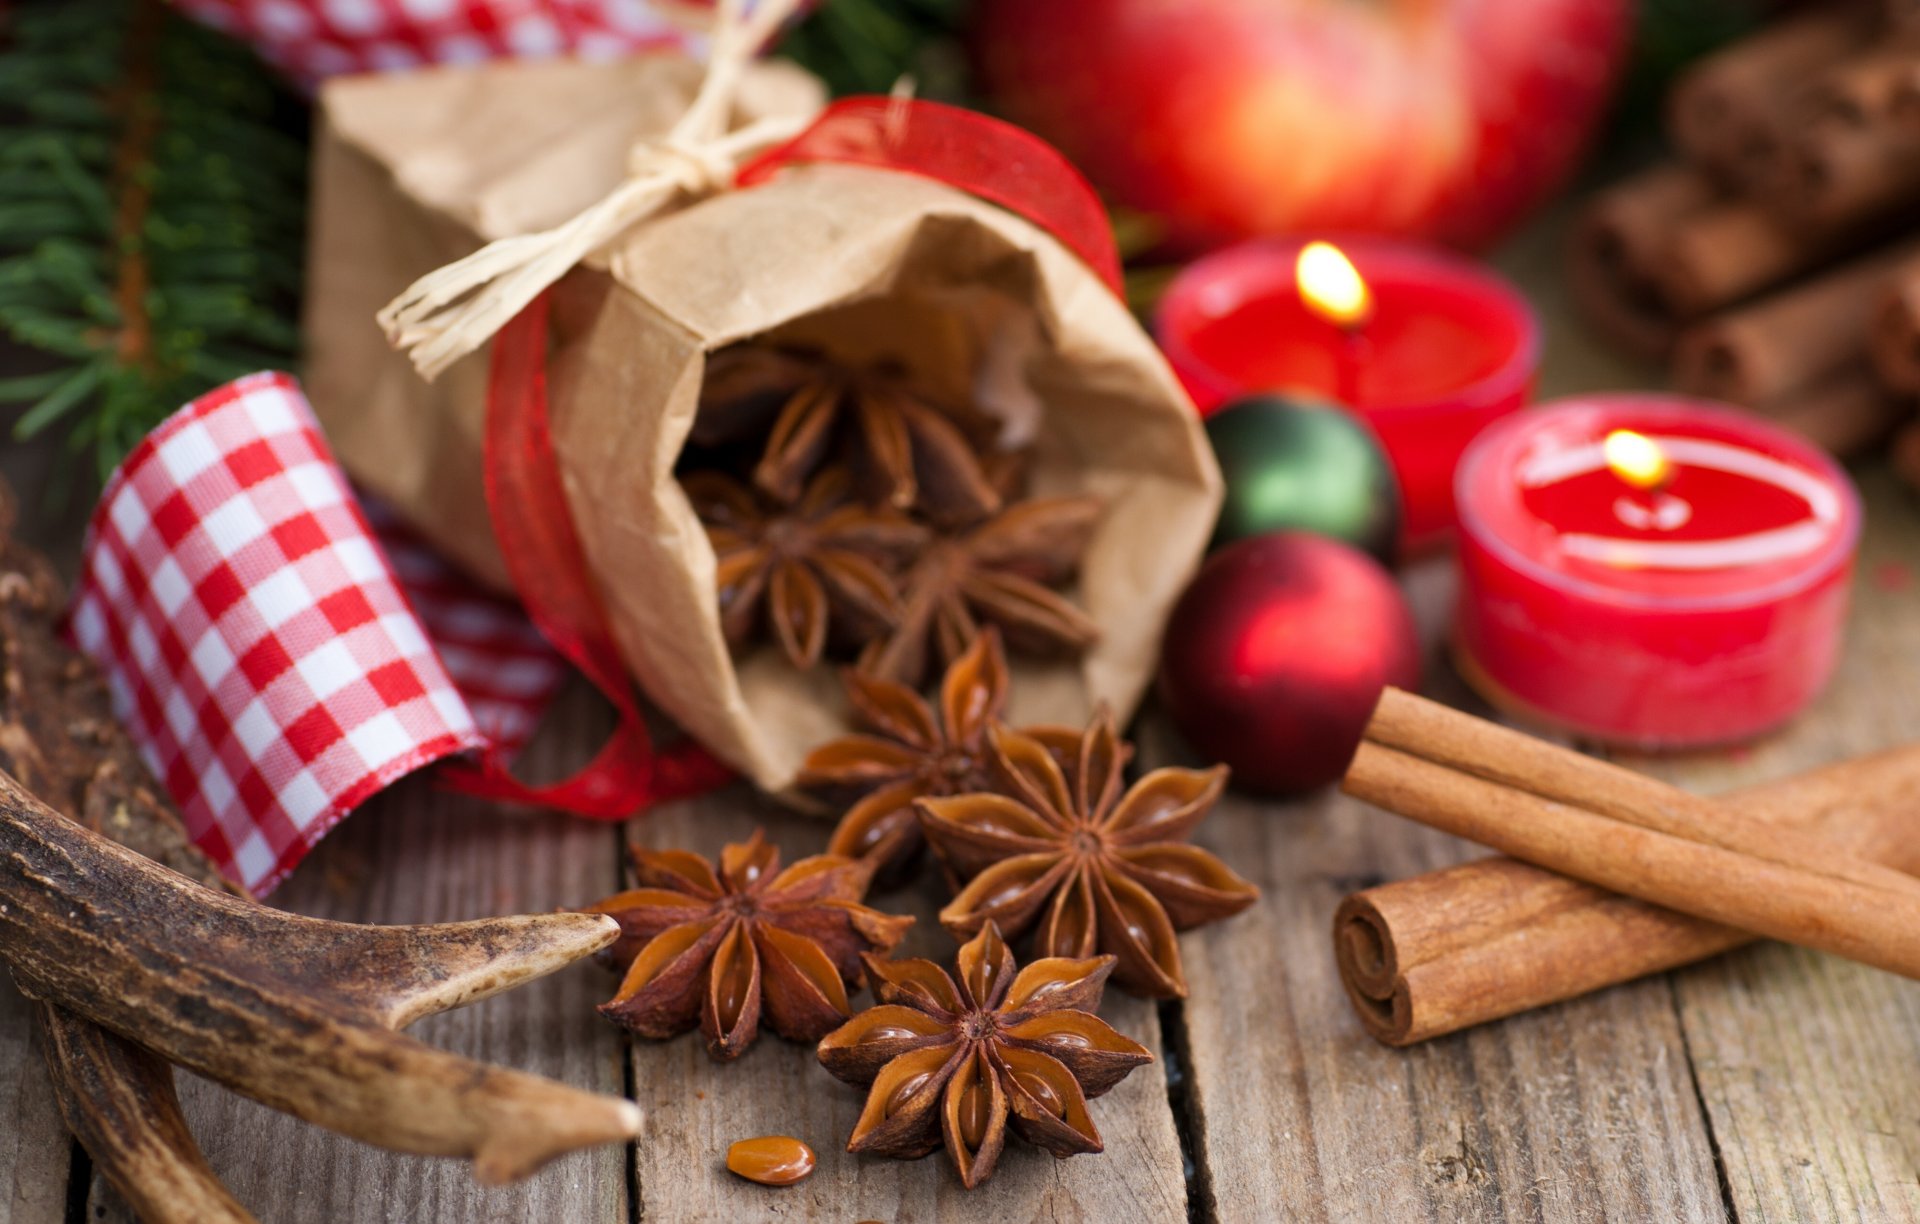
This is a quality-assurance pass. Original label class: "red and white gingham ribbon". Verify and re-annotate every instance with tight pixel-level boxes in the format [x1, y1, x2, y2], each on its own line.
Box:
[175, 0, 698, 88]
[361, 498, 563, 753]
[70, 372, 564, 896]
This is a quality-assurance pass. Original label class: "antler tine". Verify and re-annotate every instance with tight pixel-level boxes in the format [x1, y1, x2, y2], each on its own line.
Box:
[39, 1004, 255, 1222]
[0, 774, 640, 1183]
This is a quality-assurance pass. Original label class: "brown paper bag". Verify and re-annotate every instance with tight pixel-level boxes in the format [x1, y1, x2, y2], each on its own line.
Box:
[304, 54, 1223, 791]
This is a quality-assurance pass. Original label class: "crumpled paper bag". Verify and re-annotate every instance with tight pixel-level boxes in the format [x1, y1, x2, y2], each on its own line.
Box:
[304, 54, 1223, 790]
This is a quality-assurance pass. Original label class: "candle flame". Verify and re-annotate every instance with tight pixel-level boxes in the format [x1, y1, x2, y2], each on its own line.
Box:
[1603, 430, 1672, 491]
[1296, 241, 1372, 329]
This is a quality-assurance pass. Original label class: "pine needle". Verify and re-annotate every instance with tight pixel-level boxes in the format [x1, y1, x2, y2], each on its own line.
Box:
[0, 0, 307, 485]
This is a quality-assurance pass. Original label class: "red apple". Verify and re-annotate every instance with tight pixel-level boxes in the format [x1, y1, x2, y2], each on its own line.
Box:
[973, 0, 1633, 253]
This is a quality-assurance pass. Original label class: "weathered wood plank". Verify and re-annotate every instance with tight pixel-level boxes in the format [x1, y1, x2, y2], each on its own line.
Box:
[622, 786, 1193, 1222]
[0, 984, 71, 1224]
[85, 694, 632, 1224]
[1628, 469, 1920, 1224]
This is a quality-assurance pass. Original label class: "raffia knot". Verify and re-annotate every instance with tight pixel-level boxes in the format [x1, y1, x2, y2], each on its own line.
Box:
[628, 139, 738, 198]
[376, 0, 810, 383]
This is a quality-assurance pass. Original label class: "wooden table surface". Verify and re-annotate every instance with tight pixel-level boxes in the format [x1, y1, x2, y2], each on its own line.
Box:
[5, 218, 1920, 1224]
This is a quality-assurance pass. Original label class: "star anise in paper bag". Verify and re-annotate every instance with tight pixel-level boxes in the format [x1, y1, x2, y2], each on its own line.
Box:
[817, 922, 1151, 1189]
[687, 468, 925, 670]
[797, 629, 1013, 887]
[918, 709, 1258, 998]
[580, 831, 913, 1060]
[695, 344, 1004, 525]
[858, 494, 1105, 689]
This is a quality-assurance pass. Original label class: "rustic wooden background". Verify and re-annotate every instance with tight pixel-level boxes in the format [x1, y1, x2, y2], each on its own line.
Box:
[4, 215, 1919, 1223]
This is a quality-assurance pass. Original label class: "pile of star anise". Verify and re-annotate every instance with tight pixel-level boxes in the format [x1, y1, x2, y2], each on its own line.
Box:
[681, 343, 1103, 686]
[576, 632, 1261, 1189]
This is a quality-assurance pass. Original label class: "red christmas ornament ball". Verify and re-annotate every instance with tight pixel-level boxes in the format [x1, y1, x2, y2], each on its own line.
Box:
[1157, 532, 1420, 794]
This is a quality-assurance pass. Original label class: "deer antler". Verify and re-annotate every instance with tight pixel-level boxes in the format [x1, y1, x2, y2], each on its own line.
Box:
[0, 746, 641, 1185]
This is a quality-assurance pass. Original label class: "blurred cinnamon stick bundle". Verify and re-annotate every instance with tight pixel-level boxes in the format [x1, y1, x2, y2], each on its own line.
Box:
[1571, 1, 1920, 462]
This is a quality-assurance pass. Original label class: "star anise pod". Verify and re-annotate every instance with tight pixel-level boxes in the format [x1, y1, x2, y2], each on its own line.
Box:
[687, 467, 925, 670]
[858, 494, 1105, 689]
[817, 922, 1152, 1189]
[917, 709, 1258, 998]
[695, 344, 1004, 524]
[797, 629, 1014, 887]
[580, 831, 913, 1061]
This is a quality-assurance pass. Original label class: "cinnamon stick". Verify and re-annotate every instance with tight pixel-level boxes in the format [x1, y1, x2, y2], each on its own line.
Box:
[1567, 165, 1716, 357]
[1671, 237, 1920, 404]
[1871, 256, 1920, 392]
[1893, 62, 1920, 128]
[1777, 114, 1920, 227]
[1670, 5, 1875, 186]
[1890, 417, 1920, 493]
[1805, 47, 1920, 129]
[1340, 690, 1920, 1039]
[1653, 196, 1873, 318]
[1754, 361, 1911, 458]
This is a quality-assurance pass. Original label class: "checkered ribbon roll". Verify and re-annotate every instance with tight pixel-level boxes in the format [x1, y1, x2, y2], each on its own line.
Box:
[176, 0, 698, 88]
[71, 373, 564, 896]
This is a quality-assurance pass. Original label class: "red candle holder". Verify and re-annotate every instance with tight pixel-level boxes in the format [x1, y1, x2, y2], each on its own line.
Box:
[1454, 395, 1862, 749]
[1154, 236, 1541, 552]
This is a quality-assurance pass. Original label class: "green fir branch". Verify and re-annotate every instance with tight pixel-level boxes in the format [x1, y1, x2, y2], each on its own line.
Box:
[777, 0, 975, 102]
[0, 0, 308, 484]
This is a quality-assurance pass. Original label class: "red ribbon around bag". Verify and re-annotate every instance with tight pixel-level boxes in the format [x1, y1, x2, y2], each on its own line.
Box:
[453, 96, 1123, 817]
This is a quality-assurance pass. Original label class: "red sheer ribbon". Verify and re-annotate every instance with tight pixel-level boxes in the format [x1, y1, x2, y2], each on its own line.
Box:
[439, 290, 731, 815]
[738, 96, 1124, 296]
[462, 95, 1122, 816]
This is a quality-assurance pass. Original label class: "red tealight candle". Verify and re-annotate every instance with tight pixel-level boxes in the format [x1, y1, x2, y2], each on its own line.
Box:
[1155, 236, 1541, 550]
[1454, 396, 1861, 748]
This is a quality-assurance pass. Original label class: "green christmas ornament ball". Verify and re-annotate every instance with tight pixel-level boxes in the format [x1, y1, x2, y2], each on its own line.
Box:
[1204, 394, 1401, 563]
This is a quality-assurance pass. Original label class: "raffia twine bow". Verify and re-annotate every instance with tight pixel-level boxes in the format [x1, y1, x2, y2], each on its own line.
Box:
[376, 0, 814, 381]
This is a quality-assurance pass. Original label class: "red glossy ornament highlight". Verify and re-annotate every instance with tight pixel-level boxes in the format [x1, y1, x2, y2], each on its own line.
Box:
[1157, 532, 1421, 795]
[1155, 237, 1540, 551]
[1454, 396, 1862, 749]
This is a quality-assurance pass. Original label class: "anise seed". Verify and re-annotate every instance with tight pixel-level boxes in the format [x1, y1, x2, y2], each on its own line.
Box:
[957, 1079, 992, 1149]
[886, 1070, 934, 1117]
[1013, 1068, 1064, 1118]
[716, 954, 752, 1028]
[726, 1136, 816, 1187]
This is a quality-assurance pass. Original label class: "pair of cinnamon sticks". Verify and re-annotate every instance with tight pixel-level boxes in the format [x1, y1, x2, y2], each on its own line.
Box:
[1571, 3, 1920, 462]
[1336, 689, 1920, 1045]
